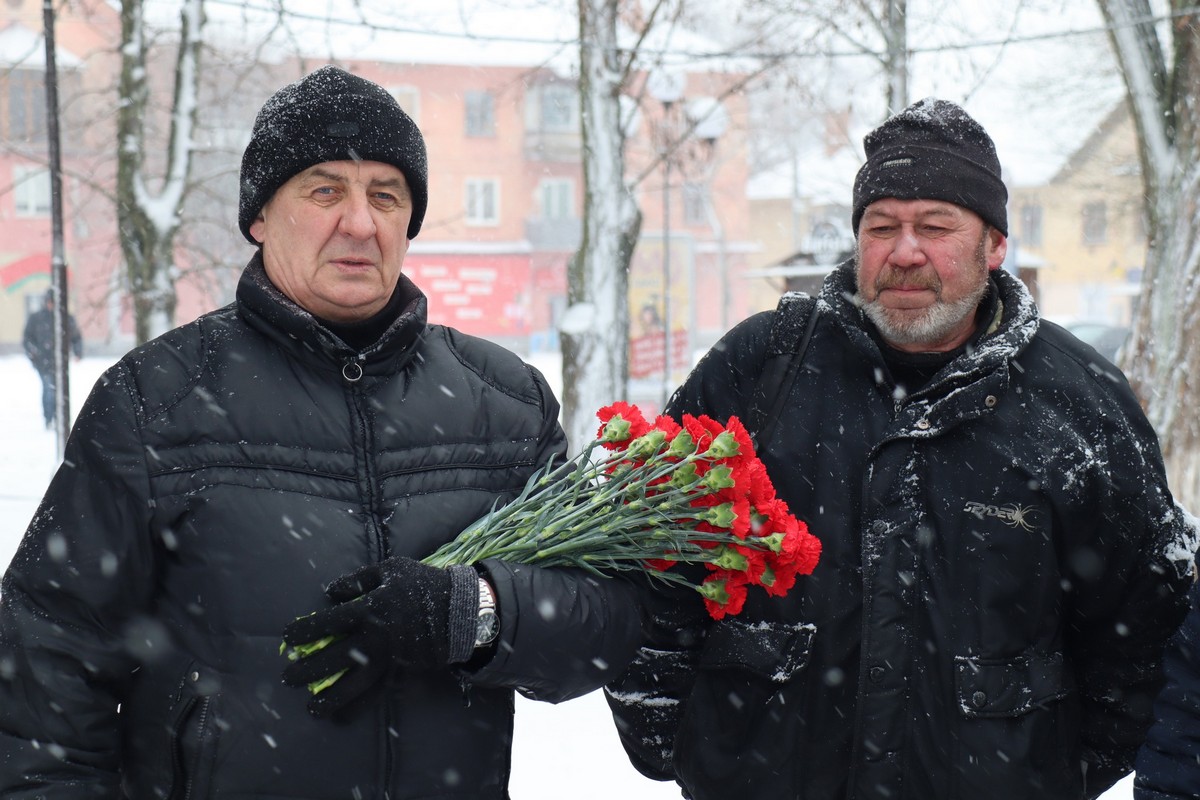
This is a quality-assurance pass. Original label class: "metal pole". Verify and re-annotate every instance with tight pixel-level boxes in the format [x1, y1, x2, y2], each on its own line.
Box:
[661, 159, 672, 409]
[42, 0, 70, 454]
[660, 105, 672, 410]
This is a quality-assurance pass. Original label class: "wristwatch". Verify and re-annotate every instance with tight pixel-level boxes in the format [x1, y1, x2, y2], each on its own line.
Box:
[475, 577, 499, 648]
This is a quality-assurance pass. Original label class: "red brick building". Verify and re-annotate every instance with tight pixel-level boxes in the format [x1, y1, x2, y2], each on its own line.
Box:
[1, 6, 760, 381]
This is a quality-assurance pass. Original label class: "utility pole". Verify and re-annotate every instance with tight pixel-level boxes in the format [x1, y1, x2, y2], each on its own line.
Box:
[42, 0, 70, 454]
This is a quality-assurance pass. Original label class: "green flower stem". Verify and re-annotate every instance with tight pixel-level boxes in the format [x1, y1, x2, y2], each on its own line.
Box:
[308, 669, 347, 695]
[423, 438, 737, 578]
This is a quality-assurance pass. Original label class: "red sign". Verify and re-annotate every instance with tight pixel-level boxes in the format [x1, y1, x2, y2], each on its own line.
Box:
[629, 328, 688, 379]
[407, 255, 531, 337]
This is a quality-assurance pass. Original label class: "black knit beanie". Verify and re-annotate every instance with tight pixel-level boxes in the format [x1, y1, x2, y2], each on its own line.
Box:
[851, 98, 1007, 237]
[239, 65, 429, 243]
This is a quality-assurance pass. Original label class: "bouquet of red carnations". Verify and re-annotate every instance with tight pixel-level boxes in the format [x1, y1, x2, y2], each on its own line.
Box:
[421, 402, 821, 620]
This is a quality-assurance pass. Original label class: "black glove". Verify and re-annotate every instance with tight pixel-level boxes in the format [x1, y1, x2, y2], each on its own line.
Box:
[281, 556, 479, 717]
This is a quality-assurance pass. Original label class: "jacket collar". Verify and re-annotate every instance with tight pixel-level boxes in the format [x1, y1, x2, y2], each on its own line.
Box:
[235, 251, 429, 376]
[819, 260, 1040, 432]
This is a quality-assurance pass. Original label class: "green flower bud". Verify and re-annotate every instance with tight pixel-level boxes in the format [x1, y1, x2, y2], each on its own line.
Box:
[701, 430, 741, 459]
[701, 465, 735, 492]
[601, 416, 632, 442]
[667, 430, 696, 458]
[669, 463, 700, 489]
[697, 579, 729, 604]
[759, 531, 787, 553]
[711, 545, 748, 571]
[701, 502, 736, 528]
[627, 430, 667, 459]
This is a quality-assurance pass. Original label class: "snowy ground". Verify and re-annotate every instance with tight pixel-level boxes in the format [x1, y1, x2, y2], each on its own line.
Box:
[0, 353, 1134, 799]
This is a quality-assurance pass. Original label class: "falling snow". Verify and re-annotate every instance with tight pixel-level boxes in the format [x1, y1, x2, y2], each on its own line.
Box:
[0, 354, 1139, 798]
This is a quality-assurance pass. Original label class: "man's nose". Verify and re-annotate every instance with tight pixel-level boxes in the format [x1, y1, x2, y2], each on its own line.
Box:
[338, 191, 377, 239]
[888, 229, 926, 267]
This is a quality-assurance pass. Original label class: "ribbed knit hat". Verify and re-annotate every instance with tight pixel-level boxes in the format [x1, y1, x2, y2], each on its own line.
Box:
[851, 98, 1007, 236]
[239, 65, 429, 243]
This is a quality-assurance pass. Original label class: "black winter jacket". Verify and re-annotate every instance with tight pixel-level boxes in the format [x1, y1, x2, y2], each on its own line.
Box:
[606, 262, 1195, 800]
[0, 256, 643, 798]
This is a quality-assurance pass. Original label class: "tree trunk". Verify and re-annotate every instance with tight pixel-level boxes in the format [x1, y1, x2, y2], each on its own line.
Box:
[116, 0, 203, 344]
[1098, 0, 1200, 508]
[884, 0, 908, 113]
[564, 0, 642, 453]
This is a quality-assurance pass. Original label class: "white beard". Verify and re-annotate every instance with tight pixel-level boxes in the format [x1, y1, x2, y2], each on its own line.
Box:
[860, 283, 987, 347]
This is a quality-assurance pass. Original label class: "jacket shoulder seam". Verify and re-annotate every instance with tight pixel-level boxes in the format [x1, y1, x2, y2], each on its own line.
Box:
[434, 326, 543, 407]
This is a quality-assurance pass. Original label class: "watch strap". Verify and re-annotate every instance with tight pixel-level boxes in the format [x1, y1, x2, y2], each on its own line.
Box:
[475, 577, 499, 648]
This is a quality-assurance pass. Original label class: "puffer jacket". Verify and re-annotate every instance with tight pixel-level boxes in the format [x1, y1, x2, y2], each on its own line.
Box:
[606, 261, 1196, 800]
[0, 255, 643, 799]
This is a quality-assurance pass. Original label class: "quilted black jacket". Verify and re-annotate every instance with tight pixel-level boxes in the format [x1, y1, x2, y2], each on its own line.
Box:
[0, 255, 642, 798]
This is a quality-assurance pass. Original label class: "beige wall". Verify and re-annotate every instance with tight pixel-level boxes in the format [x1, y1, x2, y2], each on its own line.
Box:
[1009, 105, 1144, 326]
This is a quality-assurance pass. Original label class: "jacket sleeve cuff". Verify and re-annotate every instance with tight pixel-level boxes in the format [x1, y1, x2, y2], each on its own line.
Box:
[445, 564, 479, 664]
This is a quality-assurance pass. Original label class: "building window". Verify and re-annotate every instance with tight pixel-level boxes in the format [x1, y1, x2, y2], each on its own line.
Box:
[682, 182, 708, 226]
[1082, 201, 1107, 245]
[13, 164, 50, 216]
[466, 178, 499, 225]
[388, 85, 420, 124]
[465, 91, 495, 137]
[3, 68, 47, 142]
[1020, 203, 1043, 247]
[539, 84, 576, 132]
[539, 178, 573, 220]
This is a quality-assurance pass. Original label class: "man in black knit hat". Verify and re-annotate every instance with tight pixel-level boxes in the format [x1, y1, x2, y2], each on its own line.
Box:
[606, 98, 1197, 800]
[0, 65, 645, 796]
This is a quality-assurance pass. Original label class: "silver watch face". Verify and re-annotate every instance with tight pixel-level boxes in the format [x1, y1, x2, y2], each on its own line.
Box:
[476, 609, 499, 645]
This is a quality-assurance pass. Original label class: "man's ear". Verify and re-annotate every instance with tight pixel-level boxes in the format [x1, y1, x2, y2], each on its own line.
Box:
[986, 229, 1008, 271]
[249, 212, 267, 245]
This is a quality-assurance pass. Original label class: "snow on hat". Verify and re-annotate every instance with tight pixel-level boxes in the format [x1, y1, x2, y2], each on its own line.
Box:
[238, 65, 429, 243]
[851, 98, 1007, 236]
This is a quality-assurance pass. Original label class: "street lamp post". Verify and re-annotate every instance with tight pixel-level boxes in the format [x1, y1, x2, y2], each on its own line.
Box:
[647, 70, 686, 410]
[41, 0, 70, 455]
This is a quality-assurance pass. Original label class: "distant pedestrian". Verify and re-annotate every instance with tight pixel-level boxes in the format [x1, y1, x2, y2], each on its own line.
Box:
[21, 289, 82, 428]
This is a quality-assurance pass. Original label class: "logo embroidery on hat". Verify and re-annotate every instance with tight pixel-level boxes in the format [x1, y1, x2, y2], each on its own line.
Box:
[326, 121, 360, 138]
[880, 157, 914, 169]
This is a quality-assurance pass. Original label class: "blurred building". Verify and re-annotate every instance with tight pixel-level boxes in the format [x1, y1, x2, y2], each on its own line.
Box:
[1008, 101, 1145, 327]
[0, 0, 120, 351]
[0, 4, 760, 378]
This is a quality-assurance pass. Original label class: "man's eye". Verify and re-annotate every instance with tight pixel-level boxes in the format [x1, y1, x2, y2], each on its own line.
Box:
[373, 193, 399, 206]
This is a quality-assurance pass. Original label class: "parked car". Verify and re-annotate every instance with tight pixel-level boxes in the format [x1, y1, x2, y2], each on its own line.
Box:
[1064, 321, 1130, 363]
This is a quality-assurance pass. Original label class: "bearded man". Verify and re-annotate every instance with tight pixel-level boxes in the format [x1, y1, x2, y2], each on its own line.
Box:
[605, 98, 1197, 800]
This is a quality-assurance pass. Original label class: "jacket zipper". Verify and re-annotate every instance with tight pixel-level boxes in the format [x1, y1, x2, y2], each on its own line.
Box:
[342, 356, 397, 790]
[181, 697, 211, 800]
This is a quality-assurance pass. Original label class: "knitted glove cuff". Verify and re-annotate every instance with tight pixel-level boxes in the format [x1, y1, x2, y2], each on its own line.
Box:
[446, 565, 480, 663]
